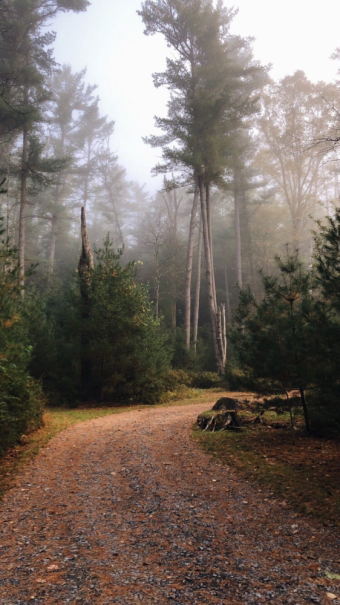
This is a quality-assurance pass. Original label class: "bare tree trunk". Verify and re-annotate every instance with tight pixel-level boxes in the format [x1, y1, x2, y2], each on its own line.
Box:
[78, 207, 94, 396]
[292, 215, 301, 252]
[334, 149, 340, 205]
[221, 303, 227, 365]
[289, 299, 311, 434]
[240, 187, 254, 286]
[83, 145, 91, 211]
[234, 168, 242, 288]
[285, 391, 296, 446]
[48, 216, 57, 276]
[206, 183, 217, 310]
[308, 199, 316, 267]
[79, 207, 94, 271]
[109, 192, 124, 249]
[216, 303, 227, 371]
[225, 264, 232, 326]
[299, 387, 311, 435]
[198, 176, 222, 373]
[193, 213, 203, 354]
[48, 132, 66, 276]
[184, 186, 199, 348]
[116, 215, 124, 249]
[4, 165, 15, 273]
[18, 124, 28, 291]
[155, 273, 160, 320]
[171, 299, 176, 331]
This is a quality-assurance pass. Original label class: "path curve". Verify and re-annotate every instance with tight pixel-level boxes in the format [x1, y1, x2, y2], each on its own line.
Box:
[0, 403, 339, 604]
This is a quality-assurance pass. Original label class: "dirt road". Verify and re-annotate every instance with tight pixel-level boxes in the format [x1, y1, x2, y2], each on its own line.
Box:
[0, 403, 339, 604]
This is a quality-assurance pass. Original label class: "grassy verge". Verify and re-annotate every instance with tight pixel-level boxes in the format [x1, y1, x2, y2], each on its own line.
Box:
[0, 388, 223, 501]
[193, 420, 340, 527]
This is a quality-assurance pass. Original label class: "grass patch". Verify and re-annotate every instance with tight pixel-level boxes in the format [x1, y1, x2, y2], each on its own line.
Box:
[0, 388, 224, 501]
[193, 421, 340, 526]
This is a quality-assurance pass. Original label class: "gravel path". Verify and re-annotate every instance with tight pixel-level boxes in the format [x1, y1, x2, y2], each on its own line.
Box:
[0, 403, 339, 604]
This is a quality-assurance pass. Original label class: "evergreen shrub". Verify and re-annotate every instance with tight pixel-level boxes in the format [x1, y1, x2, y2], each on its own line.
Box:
[191, 371, 219, 389]
[0, 218, 44, 453]
[0, 360, 44, 454]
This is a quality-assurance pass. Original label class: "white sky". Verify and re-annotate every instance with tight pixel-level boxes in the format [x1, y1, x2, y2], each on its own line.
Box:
[53, 0, 340, 193]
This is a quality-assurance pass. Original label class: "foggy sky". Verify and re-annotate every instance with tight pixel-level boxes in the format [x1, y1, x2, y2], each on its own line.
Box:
[53, 0, 340, 194]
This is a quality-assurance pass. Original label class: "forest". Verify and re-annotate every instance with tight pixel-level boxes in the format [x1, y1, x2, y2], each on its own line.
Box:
[1, 2, 340, 603]
[1, 0, 340, 455]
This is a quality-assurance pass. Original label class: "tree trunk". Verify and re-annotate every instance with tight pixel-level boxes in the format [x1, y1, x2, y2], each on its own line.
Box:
[109, 191, 124, 249]
[289, 299, 311, 435]
[193, 213, 203, 353]
[184, 186, 199, 348]
[171, 299, 176, 331]
[206, 183, 217, 310]
[155, 272, 160, 320]
[216, 303, 227, 371]
[79, 207, 94, 271]
[221, 303, 227, 365]
[225, 264, 232, 326]
[83, 145, 91, 211]
[234, 168, 243, 288]
[48, 132, 66, 276]
[78, 207, 94, 396]
[285, 391, 296, 446]
[292, 216, 301, 252]
[241, 187, 254, 286]
[334, 149, 340, 204]
[198, 175, 222, 373]
[48, 216, 57, 276]
[18, 124, 28, 291]
[299, 387, 311, 435]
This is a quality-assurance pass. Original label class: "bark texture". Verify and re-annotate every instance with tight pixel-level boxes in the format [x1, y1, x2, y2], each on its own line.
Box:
[193, 213, 203, 353]
[234, 167, 243, 288]
[18, 125, 28, 290]
[184, 187, 199, 349]
[198, 177, 226, 374]
[78, 207, 94, 394]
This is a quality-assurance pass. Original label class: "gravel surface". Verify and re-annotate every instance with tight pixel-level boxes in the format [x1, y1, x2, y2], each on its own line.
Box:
[0, 403, 339, 604]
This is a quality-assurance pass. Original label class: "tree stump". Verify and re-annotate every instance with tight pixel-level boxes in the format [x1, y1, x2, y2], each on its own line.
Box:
[212, 397, 239, 411]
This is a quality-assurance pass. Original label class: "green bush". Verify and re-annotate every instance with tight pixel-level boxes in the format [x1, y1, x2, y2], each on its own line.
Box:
[161, 368, 193, 390]
[191, 371, 219, 389]
[0, 217, 44, 453]
[0, 360, 44, 454]
[41, 240, 172, 405]
[85, 241, 172, 403]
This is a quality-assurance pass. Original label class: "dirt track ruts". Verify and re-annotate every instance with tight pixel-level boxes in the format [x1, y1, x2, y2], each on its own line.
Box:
[0, 403, 339, 604]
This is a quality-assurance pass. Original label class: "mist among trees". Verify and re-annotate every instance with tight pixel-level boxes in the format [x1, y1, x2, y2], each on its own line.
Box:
[1, 0, 340, 450]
